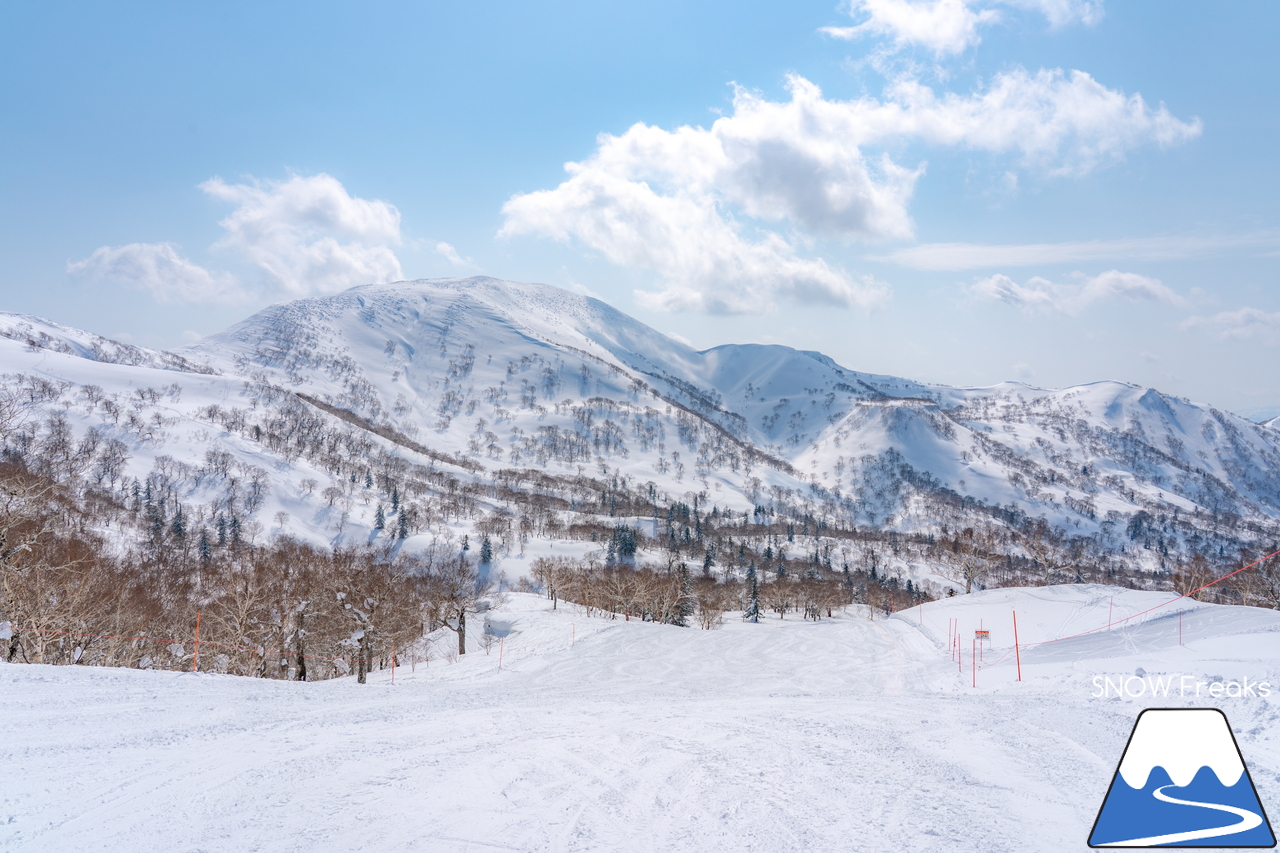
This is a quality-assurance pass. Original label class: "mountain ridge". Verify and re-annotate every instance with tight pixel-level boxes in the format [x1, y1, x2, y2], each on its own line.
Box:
[3, 275, 1278, 575]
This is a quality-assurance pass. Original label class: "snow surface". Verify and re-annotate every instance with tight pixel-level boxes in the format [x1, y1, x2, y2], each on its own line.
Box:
[6, 585, 1280, 852]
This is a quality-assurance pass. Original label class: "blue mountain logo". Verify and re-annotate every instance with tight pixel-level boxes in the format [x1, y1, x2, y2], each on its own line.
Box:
[1090, 708, 1275, 847]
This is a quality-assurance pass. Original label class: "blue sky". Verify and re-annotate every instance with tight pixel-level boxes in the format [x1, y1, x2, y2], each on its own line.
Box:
[2, 1, 1278, 418]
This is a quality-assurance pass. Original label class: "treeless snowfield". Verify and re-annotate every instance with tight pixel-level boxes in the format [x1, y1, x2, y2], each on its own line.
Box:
[7, 587, 1280, 852]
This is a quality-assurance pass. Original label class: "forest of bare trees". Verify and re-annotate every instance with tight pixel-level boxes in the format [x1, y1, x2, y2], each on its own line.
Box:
[3, 378, 1279, 683]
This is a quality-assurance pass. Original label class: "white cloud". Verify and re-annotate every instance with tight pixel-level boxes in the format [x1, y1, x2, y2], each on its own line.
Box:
[71, 174, 405, 305]
[877, 69, 1200, 176]
[820, 0, 1103, 56]
[875, 231, 1277, 270]
[970, 270, 1183, 314]
[1181, 307, 1280, 342]
[502, 71, 1197, 313]
[822, 0, 999, 57]
[68, 242, 249, 305]
[201, 173, 403, 297]
[503, 156, 893, 313]
[434, 241, 477, 269]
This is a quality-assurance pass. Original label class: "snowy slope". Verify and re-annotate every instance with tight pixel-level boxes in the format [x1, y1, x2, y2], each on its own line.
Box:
[3, 276, 1279, 561]
[0, 334, 390, 550]
[184, 277, 1280, 540]
[6, 585, 1280, 852]
[0, 312, 215, 375]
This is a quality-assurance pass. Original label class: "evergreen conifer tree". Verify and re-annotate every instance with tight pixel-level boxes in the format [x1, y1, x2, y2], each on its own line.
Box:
[396, 510, 409, 540]
[673, 563, 693, 627]
[374, 503, 385, 531]
[480, 535, 493, 564]
[744, 561, 761, 623]
[198, 528, 212, 562]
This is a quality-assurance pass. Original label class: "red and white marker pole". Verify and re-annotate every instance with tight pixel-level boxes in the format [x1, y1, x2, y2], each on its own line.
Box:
[1012, 610, 1022, 682]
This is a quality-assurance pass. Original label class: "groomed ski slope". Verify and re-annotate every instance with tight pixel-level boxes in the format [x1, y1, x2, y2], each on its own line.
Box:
[6, 586, 1280, 853]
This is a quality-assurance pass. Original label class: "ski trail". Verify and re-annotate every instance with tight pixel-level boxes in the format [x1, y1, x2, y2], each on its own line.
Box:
[1099, 784, 1263, 847]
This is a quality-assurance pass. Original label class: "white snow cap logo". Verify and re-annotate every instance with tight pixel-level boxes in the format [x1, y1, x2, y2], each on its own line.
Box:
[1089, 708, 1275, 847]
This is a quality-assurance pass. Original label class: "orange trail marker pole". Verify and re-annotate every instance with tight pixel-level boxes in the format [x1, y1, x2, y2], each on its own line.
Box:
[391, 643, 396, 684]
[972, 638, 976, 688]
[192, 612, 201, 672]
[1013, 610, 1022, 682]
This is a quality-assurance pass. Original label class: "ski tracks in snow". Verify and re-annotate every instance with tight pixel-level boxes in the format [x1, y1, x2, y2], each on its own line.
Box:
[7, 592, 1278, 852]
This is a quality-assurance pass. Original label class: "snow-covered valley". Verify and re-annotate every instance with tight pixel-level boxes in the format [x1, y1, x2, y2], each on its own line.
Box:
[7, 586, 1280, 852]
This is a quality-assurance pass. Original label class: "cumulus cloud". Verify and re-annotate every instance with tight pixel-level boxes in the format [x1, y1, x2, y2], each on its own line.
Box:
[970, 270, 1184, 314]
[70, 174, 404, 304]
[821, 0, 1103, 56]
[68, 242, 249, 305]
[1181, 307, 1280, 341]
[878, 69, 1200, 176]
[201, 173, 403, 297]
[502, 72, 1197, 313]
[502, 151, 893, 314]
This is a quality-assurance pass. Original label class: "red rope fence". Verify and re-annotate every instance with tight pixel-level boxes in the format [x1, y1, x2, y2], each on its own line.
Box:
[902, 547, 1280, 680]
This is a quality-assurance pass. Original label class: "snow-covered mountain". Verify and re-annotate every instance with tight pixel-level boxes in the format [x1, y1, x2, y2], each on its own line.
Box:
[3, 276, 1279, 564]
[0, 312, 214, 376]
